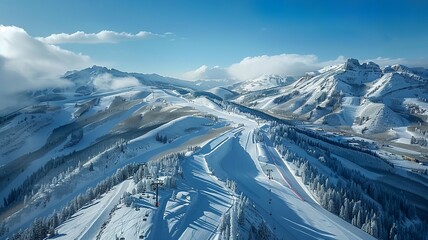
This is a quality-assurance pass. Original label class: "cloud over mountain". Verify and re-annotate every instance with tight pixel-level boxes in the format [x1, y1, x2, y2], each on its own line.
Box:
[0, 25, 92, 110]
[182, 54, 346, 81]
[37, 30, 173, 44]
[183, 65, 229, 80]
[228, 54, 345, 80]
[93, 73, 141, 91]
[183, 53, 428, 81]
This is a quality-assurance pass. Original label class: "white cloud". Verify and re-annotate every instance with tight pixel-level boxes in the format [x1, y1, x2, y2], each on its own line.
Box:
[183, 65, 229, 80]
[0, 25, 92, 110]
[182, 54, 345, 81]
[93, 73, 141, 91]
[183, 54, 428, 81]
[228, 54, 344, 80]
[365, 57, 405, 67]
[37, 30, 172, 44]
[365, 57, 428, 68]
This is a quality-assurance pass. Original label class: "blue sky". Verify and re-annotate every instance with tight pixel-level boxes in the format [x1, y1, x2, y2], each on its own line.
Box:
[1, 0, 428, 80]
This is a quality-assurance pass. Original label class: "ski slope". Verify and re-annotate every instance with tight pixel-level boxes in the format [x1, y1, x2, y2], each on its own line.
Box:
[55, 180, 131, 239]
[2, 88, 376, 240]
[201, 126, 373, 239]
[81, 96, 373, 239]
[118, 95, 373, 239]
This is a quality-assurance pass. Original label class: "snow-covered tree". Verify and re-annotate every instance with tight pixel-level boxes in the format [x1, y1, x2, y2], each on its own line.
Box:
[230, 203, 238, 240]
[256, 221, 271, 240]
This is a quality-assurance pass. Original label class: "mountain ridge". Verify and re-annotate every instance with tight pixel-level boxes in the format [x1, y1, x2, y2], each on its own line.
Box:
[236, 58, 428, 134]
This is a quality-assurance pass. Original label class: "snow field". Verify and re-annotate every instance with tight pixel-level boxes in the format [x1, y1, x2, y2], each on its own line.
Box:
[2, 90, 383, 240]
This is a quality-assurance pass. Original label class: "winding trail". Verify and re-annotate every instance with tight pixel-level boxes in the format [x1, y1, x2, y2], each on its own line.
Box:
[146, 192, 170, 240]
[262, 138, 372, 239]
[169, 131, 236, 240]
[78, 180, 130, 240]
[198, 119, 374, 239]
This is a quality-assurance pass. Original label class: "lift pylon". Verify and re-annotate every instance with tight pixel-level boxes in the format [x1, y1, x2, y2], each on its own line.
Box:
[151, 179, 163, 207]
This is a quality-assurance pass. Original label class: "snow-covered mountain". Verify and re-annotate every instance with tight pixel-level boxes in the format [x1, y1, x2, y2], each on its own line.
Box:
[64, 65, 200, 91]
[26, 66, 204, 103]
[193, 78, 236, 90]
[1, 61, 428, 240]
[239, 59, 428, 133]
[206, 87, 239, 100]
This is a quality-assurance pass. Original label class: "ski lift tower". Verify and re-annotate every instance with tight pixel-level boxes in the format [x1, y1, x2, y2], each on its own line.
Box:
[266, 169, 273, 180]
[151, 179, 163, 207]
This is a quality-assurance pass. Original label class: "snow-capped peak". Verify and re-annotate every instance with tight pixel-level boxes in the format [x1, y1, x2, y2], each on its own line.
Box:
[342, 58, 381, 74]
[245, 58, 428, 133]
[343, 58, 361, 71]
[383, 64, 428, 80]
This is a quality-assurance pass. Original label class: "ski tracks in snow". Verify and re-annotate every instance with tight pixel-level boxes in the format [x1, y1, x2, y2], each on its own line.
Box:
[175, 146, 234, 239]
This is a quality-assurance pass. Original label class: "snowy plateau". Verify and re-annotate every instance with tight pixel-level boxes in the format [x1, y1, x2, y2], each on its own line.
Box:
[0, 59, 428, 240]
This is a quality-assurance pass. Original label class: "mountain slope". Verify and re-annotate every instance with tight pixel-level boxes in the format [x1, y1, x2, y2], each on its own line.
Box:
[24, 66, 200, 104]
[240, 59, 428, 133]
[1, 63, 427, 240]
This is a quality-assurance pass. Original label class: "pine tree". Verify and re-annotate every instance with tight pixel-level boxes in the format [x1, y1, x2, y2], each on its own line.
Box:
[230, 203, 238, 240]
[356, 210, 362, 228]
[223, 224, 230, 240]
[137, 182, 145, 193]
[370, 214, 379, 238]
[340, 205, 346, 220]
[238, 204, 245, 226]
[389, 222, 397, 240]
[256, 221, 271, 240]
[0, 222, 8, 237]
[219, 212, 231, 239]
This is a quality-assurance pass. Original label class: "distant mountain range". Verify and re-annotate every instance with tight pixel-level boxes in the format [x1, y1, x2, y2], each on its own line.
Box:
[19, 59, 428, 134]
[234, 58, 428, 133]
